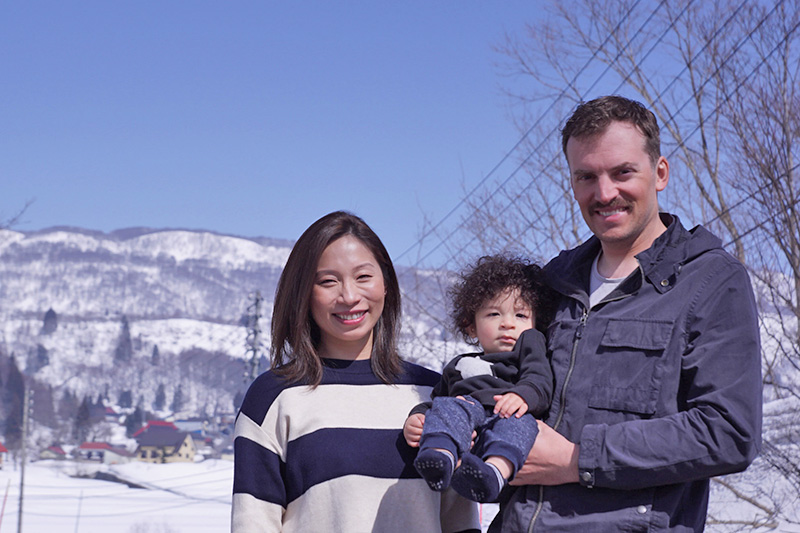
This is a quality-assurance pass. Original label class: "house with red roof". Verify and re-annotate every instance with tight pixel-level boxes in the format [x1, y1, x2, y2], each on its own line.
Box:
[40, 445, 68, 461]
[0, 441, 8, 469]
[77, 442, 134, 464]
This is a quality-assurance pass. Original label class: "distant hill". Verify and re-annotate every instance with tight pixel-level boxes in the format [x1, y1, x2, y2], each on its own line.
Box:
[0, 226, 461, 422]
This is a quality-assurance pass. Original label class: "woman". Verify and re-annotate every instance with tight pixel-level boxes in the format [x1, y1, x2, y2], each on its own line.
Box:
[232, 211, 479, 533]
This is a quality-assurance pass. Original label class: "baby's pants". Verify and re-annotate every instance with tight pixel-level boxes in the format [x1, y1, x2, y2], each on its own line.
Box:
[418, 395, 538, 473]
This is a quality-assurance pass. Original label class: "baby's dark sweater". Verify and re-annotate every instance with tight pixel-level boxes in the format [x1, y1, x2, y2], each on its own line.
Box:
[410, 328, 553, 417]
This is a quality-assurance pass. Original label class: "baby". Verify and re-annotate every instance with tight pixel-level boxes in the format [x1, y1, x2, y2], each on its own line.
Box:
[404, 255, 553, 502]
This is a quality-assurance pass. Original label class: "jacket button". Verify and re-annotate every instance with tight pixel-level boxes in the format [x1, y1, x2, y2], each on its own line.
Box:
[580, 471, 592, 483]
[660, 279, 670, 287]
[637, 505, 647, 514]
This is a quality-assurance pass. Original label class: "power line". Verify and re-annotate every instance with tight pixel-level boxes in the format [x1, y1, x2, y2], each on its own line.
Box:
[421, 0, 783, 272]
[395, 0, 653, 264]
[410, 0, 696, 270]
[398, 0, 795, 349]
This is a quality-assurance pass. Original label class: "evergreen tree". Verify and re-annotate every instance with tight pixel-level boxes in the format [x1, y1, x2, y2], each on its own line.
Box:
[125, 406, 144, 437]
[114, 315, 133, 363]
[32, 383, 57, 428]
[58, 389, 78, 421]
[74, 396, 92, 443]
[151, 344, 161, 366]
[170, 384, 184, 413]
[2, 356, 25, 450]
[154, 384, 166, 411]
[26, 344, 50, 374]
[118, 390, 133, 409]
[42, 308, 58, 334]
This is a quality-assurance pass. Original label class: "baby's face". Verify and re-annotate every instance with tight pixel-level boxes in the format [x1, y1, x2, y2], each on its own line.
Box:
[467, 288, 535, 353]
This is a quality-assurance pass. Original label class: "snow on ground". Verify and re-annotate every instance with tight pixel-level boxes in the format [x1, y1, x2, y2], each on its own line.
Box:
[0, 460, 232, 533]
[0, 459, 500, 533]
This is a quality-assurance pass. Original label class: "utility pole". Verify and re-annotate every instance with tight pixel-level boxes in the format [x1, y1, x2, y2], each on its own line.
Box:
[244, 291, 264, 382]
[17, 381, 31, 533]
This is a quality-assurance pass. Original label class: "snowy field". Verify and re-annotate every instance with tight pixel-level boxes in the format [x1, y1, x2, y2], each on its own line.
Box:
[0, 460, 499, 533]
[0, 460, 233, 533]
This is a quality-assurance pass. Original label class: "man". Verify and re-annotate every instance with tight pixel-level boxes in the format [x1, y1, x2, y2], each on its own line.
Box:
[491, 96, 762, 532]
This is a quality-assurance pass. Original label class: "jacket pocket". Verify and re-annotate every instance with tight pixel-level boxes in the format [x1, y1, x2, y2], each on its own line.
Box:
[587, 319, 674, 417]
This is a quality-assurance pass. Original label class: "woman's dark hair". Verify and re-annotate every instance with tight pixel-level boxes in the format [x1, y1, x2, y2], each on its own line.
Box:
[449, 255, 554, 346]
[270, 211, 402, 386]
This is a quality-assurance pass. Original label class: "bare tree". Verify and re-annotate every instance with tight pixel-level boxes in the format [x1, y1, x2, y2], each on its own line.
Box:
[0, 199, 33, 230]
[406, 0, 800, 529]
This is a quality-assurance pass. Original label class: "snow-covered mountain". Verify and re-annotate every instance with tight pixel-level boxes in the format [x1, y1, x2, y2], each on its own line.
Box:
[0, 226, 459, 417]
[0, 226, 291, 321]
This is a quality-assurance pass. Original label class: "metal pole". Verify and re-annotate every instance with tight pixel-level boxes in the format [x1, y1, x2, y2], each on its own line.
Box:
[74, 490, 83, 533]
[0, 479, 10, 530]
[17, 383, 29, 533]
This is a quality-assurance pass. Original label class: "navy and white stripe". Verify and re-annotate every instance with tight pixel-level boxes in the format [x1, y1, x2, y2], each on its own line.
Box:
[232, 359, 480, 533]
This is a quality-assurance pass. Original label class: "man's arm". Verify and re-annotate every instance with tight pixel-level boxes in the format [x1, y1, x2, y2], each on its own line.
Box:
[511, 421, 579, 485]
[517, 261, 762, 490]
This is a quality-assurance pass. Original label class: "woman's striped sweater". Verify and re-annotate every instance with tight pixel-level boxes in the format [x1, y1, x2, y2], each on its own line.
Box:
[232, 358, 480, 533]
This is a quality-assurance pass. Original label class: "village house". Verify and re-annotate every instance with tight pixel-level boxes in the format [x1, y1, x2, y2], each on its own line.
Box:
[76, 442, 134, 464]
[0, 441, 7, 469]
[40, 445, 68, 461]
[134, 420, 196, 463]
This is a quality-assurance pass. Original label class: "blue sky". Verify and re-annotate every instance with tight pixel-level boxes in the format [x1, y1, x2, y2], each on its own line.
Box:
[1, 2, 546, 266]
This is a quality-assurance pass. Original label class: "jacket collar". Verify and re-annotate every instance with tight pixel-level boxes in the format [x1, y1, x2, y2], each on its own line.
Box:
[545, 213, 722, 299]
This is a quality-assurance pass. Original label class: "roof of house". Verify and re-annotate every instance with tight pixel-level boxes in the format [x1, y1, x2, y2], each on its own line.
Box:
[45, 445, 67, 455]
[0, 442, 7, 453]
[80, 442, 113, 451]
[79, 442, 134, 456]
[136, 425, 191, 448]
[133, 420, 178, 438]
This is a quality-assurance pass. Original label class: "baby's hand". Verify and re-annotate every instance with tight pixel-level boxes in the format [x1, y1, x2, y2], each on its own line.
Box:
[403, 413, 426, 447]
[493, 393, 529, 418]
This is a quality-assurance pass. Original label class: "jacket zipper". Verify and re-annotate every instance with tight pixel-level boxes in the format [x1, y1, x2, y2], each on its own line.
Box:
[527, 307, 589, 533]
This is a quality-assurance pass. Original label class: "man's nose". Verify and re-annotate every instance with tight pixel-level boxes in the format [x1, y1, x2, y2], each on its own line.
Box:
[595, 174, 617, 204]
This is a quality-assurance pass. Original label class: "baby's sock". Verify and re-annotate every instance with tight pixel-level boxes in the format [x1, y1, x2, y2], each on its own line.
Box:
[414, 448, 456, 491]
[450, 453, 506, 503]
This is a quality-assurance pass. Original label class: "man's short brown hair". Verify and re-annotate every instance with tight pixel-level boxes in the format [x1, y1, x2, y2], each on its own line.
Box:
[561, 95, 661, 166]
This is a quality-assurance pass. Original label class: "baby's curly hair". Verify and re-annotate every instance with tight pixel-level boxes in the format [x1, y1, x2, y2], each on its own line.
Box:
[449, 255, 554, 346]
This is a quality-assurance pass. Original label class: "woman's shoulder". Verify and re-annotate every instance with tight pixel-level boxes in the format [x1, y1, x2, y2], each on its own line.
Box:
[397, 360, 441, 387]
[239, 369, 301, 421]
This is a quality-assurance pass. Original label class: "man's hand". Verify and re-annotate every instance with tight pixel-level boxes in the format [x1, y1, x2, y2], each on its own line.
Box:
[403, 413, 425, 447]
[510, 420, 580, 486]
[493, 392, 529, 418]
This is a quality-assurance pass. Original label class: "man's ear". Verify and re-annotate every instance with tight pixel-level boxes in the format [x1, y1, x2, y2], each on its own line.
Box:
[655, 156, 669, 192]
